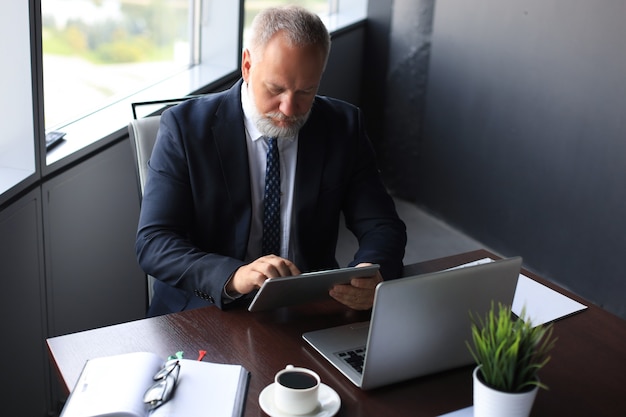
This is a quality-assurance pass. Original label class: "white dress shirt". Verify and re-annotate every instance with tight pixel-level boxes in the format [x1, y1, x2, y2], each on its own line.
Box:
[240, 82, 298, 261]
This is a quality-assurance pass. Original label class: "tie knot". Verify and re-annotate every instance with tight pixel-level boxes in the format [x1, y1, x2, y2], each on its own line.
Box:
[265, 137, 279, 168]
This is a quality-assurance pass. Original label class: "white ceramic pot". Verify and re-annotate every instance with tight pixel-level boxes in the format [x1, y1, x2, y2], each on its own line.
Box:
[473, 366, 539, 417]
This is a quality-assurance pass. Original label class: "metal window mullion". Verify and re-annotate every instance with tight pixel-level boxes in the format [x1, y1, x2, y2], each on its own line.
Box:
[191, 0, 202, 65]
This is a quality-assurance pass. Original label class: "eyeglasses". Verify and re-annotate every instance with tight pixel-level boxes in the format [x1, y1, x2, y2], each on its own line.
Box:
[143, 360, 180, 410]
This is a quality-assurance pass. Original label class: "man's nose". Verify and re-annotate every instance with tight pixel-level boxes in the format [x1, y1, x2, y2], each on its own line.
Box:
[278, 93, 298, 117]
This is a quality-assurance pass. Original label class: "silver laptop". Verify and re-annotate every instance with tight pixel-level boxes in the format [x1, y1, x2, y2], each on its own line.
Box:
[302, 257, 522, 390]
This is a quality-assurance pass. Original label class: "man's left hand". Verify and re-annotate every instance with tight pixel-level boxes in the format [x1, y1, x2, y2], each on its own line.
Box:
[329, 263, 383, 310]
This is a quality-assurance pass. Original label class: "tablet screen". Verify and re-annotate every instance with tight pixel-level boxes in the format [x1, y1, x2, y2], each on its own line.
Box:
[247, 264, 380, 312]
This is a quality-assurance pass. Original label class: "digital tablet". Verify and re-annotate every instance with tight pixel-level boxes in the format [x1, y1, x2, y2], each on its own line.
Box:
[247, 264, 380, 312]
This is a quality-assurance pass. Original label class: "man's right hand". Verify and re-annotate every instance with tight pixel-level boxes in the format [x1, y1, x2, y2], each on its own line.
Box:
[226, 255, 301, 295]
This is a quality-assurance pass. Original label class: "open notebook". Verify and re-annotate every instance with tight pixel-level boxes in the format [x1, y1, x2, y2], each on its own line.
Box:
[59, 352, 249, 417]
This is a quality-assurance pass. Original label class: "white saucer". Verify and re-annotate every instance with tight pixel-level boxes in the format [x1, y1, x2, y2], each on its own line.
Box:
[259, 383, 341, 417]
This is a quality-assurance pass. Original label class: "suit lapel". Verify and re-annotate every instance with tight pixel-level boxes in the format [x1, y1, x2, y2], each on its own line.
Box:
[212, 81, 251, 258]
[294, 104, 327, 245]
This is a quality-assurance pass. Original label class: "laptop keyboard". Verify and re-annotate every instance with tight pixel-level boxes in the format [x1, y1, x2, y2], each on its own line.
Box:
[336, 347, 366, 374]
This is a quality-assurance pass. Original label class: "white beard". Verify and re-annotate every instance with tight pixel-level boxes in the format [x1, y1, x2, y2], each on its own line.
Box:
[247, 81, 311, 139]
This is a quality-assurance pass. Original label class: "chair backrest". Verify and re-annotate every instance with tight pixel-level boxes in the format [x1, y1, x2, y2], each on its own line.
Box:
[128, 115, 161, 307]
[128, 115, 161, 196]
[129, 95, 204, 191]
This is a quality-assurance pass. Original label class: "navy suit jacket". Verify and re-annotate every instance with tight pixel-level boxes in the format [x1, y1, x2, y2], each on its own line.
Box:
[136, 80, 406, 316]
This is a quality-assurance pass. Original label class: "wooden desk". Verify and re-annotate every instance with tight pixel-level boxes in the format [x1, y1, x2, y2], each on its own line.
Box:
[47, 250, 626, 416]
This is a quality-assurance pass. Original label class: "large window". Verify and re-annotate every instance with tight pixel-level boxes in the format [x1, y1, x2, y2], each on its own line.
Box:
[0, 0, 365, 192]
[41, 0, 331, 136]
[42, 0, 242, 166]
[42, 0, 194, 130]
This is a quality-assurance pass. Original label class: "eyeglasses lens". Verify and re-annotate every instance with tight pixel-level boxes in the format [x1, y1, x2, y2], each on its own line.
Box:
[143, 360, 180, 410]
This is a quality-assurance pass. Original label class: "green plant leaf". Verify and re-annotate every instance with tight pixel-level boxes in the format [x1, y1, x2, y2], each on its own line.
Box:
[467, 301, 557, 392]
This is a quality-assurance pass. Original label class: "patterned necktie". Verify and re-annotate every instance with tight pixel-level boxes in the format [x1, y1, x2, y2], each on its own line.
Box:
[262, 137, 281, 256]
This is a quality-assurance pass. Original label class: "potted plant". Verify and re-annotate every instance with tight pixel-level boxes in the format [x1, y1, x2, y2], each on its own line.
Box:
[466, 302, 557, 417]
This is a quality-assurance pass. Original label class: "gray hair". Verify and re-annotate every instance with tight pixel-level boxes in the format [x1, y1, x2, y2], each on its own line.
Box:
[247, 5, 331, 67]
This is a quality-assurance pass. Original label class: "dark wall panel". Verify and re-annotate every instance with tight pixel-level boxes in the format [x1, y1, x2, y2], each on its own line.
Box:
[0, 189, 50, 416]
[43, 140, 147, 337]
[415, 0, 626, 318]
[381, 0, 434, 194]
[319, 23, 364, 106]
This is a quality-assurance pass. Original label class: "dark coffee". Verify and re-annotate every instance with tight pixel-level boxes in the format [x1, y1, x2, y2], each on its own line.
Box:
[278, 371, 318, 389]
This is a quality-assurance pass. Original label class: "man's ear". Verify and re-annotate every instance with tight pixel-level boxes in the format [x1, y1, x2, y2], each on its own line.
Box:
[241, 48, 252, 82]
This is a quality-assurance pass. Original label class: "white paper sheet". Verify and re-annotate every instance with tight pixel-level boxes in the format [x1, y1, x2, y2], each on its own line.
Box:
[451, 258, 587, 326]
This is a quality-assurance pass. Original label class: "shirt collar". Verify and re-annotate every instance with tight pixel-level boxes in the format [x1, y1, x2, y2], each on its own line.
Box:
[241, 81, 263, 142]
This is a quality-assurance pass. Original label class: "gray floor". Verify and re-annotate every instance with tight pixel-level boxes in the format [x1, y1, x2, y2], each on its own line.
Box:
[336, 198, 486, 268]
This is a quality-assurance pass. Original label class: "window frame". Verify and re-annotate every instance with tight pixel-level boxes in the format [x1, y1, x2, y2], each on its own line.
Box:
[0, 0, 41, 207]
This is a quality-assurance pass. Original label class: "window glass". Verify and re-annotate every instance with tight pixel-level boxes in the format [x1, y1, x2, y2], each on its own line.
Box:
[41, 0, 193, 130]
[0, 1, 35, 199]
[41, 0, 333, 131]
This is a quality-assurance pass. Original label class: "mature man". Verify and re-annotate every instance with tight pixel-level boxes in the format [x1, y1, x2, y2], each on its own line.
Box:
[136, 5, 406, 316]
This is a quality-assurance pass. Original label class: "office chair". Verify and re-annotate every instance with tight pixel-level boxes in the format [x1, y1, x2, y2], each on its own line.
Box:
[128, 115, 161, 197]
[128, 114, 161, 306]
[128, 96, 202, 307]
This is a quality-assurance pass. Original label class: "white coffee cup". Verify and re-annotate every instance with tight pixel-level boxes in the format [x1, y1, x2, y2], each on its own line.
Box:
[273, 364, 321, 415]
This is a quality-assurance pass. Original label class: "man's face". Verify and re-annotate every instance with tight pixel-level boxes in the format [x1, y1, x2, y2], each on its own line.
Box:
[242, 32, 325, 138]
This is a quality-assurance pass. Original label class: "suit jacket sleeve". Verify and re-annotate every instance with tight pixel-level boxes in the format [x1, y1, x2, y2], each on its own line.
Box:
[135, 86, 250, 310]
[293, 97, 407, 281]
